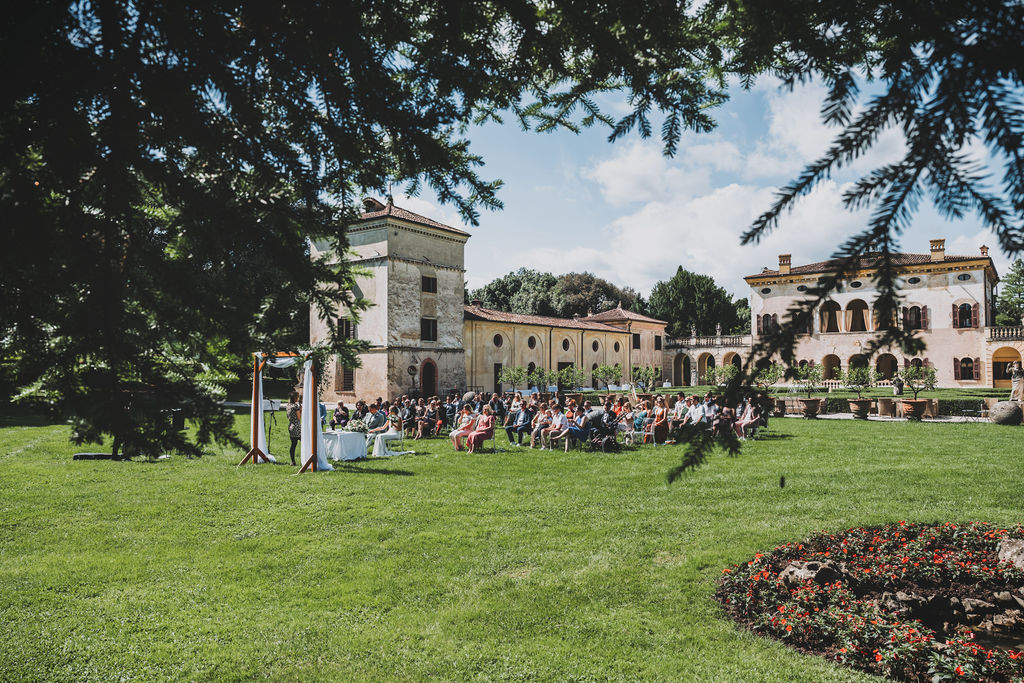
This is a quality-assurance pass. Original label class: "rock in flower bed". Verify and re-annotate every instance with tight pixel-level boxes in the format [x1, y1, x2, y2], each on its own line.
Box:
[718, 522, 1024, 681]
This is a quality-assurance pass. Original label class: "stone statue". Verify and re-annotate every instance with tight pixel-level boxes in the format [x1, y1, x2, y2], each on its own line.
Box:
[1010, 361, 1024, 402]
[892, 376, 904, 396]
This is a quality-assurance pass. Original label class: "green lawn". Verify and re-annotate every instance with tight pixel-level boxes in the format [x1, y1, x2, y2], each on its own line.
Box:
[1, 414, 1020, 681]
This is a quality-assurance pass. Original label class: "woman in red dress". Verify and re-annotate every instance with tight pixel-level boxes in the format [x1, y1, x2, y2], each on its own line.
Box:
[466, 405, 495, 453]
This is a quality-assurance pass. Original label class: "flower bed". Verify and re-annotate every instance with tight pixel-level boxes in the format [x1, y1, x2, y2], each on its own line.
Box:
[718, 522, 1024, 681]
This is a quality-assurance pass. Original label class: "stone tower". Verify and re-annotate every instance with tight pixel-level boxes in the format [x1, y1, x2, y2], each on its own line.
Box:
[310, 198, 469, 400]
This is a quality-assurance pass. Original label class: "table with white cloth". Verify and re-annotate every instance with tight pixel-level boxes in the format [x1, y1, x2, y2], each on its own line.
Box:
[322, 430, 368, 461]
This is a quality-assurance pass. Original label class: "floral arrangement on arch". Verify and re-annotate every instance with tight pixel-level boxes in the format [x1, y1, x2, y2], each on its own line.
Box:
[718, 522, 1024, 681]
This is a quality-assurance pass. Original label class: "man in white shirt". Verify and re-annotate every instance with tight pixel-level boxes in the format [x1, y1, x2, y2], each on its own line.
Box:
[541, 405, 570, 450]
[683, 396, 706, 427]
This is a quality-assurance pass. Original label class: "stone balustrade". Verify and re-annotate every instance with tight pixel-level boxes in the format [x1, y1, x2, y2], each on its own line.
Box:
[665, 334, 752, 349]
[988, 326, 1024, 341]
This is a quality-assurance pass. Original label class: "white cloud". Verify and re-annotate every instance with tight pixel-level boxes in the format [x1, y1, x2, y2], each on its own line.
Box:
[582, 140, 710, 206]
[519, 180, 868, 297]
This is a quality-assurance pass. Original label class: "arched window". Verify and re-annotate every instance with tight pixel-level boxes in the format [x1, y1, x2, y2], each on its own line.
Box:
[820, 301, 841, 333]
[846, 299, 869, 332]
[957, 357, 974, 380]
[956, 303, 975, 328]
[527, 361, 536, 388]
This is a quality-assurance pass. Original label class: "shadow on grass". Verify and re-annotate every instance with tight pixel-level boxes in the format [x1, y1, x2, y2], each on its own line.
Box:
[0, 406, 61, 428]
[332, 463, 414, 476]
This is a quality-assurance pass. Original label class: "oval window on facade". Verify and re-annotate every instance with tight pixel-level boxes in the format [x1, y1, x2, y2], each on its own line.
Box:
[761, 288, 771, 294]
[957, 273, 971, 281]
[850, 281, 862, 288]
[493, 334, 503, 348]
[796, 285, 808, 292]
[592, 340, 599, 352]
[907, 277, 921, 285]
[527, 336, 536, 349]
[613, 341, 620, 353]
[562, 338, 570, 351]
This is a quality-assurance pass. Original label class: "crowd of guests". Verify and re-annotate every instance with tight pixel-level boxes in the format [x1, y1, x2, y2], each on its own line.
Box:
[301, 389, 774, 458]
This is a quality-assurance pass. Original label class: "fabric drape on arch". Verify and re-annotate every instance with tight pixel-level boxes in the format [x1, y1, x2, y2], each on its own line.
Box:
[298, 358, 333, 473]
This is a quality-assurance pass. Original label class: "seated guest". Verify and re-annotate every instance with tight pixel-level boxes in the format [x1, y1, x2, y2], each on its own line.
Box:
[529, 403, 552, 449]
[450, 405, 477, 451]
[669, 395, 688, 429]
[466, 405, 495, 453]
[488, 393, 506, 425]
[505, 402, 534, 446]
[565, 403, 591, 450]
[443, 396, 458, 430]
[734, 399, 762, 439]
[632, 401, 650, 433]
[713, 400, 736, 437]
[542, 404, 570, 450]
[416, 401, 437, 439]
[682, 395, 706, 427]
[330, 402, 349, 430]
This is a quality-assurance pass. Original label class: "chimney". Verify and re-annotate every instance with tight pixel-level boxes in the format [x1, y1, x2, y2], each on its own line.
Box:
[930, 239, 945, 262]
[778, 254, 791, 275]
[470, 298, 482, 307]
[980, 245, 990, 257]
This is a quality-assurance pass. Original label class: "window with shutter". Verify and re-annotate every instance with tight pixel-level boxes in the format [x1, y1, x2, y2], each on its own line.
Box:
[902, 307, 909, 328]
[954, 358, 961, 380]
[973, 357, 981, 380]
[952, 303, 959, 328]
[921, 306, 929, 330]
[971, 303, 979, 328]
[771, 313, 779, 331]
[756, 315, 763, 335]
[923, 358, 930, 368]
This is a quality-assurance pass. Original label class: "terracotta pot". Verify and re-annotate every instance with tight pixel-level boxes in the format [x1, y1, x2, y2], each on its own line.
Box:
[773, 398, 787, 418]
[799, 398, 821, 419]
[848, 398, 872, 420]
[900, 399, 928, 420]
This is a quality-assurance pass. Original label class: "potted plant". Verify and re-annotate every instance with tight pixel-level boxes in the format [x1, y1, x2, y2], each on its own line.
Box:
[897, 365, 937, 420]
[842, 366, 875, 419]
[794, 363, 824, 418]
[498, 365, 528, 394]
[756, 362, 786, 416]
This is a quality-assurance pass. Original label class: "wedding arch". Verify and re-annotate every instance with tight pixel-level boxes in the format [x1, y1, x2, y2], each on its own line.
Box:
[238, 351, 333, 473]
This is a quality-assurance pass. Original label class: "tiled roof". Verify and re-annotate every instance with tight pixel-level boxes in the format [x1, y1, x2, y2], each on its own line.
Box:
[464, 305, 624, 332]
[746, 253, 987, 279]
[586, 307, 667, 325]
[359, 200, 471, 237]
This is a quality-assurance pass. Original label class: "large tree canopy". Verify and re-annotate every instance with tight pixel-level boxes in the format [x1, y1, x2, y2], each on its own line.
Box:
[553, 272, 645, 318]
[996, 259, 1024, 326]
[648, 268, 747, 338]
[3, 0, 1023, 464]
[470, 269, 559, 316]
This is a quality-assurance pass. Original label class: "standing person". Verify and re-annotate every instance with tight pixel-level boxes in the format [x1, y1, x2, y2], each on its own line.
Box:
[466, 405, 495, 453]
[650, 395, 669, 443]
[285, 391, 302, 465]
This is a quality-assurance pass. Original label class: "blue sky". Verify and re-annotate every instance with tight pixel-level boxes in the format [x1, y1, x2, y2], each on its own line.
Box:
[397, 78, 1007, 299]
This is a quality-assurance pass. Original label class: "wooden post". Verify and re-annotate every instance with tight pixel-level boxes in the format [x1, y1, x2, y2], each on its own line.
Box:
[238, 354, 271, 465]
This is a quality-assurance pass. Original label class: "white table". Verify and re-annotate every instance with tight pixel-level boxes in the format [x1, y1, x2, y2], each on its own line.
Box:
[322, 430, 368, 461]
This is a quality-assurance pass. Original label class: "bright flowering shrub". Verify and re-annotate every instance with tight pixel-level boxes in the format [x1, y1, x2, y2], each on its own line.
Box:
[718, 522, 1024, 682]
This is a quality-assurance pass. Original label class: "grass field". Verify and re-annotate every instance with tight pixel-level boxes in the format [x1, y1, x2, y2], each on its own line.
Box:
[1, 413, 1020, 681]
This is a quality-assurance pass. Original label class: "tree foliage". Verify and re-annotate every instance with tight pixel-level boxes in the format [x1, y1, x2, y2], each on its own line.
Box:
[592, 364, 623, 390]
[497, 365, 528, 391]
[648, 267, 747, 337]
[996, 259, 1024, 326]
[553, 272, 645, 318]
[470, 269, 559, 316]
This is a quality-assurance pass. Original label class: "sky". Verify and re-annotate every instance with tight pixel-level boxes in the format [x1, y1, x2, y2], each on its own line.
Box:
[395, 78, 1011, 300]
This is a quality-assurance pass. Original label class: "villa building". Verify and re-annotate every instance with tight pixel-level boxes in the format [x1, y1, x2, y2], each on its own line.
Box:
[313, 200, 1023, 399]
[310, 199, 667, 400]
[742, 240, 1023, 388]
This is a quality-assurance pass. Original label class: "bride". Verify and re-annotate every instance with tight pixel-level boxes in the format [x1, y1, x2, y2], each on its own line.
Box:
[372, 406, 413, 457]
